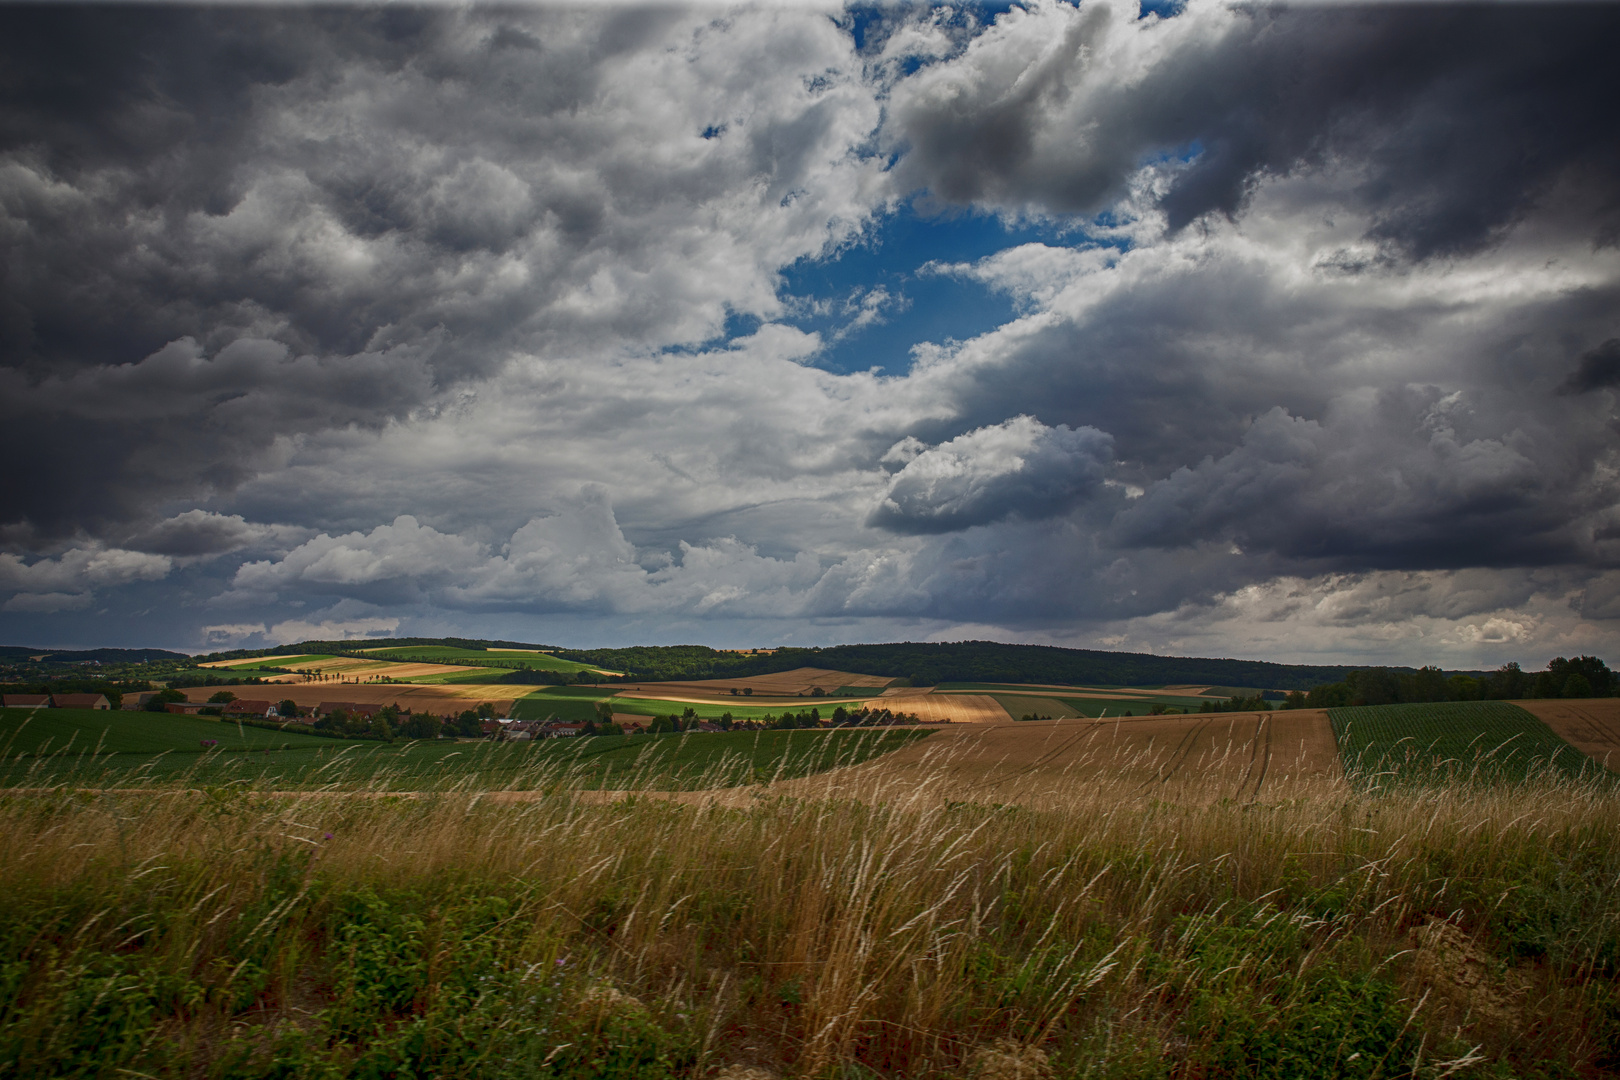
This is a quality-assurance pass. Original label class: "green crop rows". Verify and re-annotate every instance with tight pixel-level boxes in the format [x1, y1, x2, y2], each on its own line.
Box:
[1, 707, 352, 757]
[1327, 700, 1605, 786]
[0, 721, 927, 792]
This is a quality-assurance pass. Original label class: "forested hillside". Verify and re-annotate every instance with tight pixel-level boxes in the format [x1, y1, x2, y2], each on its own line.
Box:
[552, 641, 1370, 690]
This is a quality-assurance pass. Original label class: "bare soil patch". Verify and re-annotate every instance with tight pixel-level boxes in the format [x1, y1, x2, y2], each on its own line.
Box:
[1516, 699, 1620, 771]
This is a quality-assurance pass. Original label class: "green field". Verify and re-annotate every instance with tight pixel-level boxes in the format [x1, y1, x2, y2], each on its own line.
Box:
[1328, 700, 1604, 786]
[0, 707, 353, 756]
[959, 690, 1205, 718]
[990, 694, 1194, 719]
[360, 645, 619, 674]
[603, 697, 856, 723]
[0, 723, 928, 792]
[394, 666, 514, 685]
[511, 686, 619, 723]
[994, 694, 1083, 719]
[513, 688, 869, 725]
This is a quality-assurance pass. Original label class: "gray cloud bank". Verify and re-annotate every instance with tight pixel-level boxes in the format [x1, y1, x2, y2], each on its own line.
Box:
[2, 1, 1619, 665]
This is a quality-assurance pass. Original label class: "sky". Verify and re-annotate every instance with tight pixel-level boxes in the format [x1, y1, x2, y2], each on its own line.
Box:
[2, 0, 1620, 666]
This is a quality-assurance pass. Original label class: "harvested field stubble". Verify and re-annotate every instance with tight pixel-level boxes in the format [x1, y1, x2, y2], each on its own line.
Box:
[861, 691, 1010, 724]
[767, 712, 1341, 807]
[3, 761, 1618, 1079]
[1519, 697, 1620, 770]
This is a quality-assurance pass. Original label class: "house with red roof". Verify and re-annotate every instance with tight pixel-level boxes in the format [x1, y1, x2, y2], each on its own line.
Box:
[51, 694, 110, 710]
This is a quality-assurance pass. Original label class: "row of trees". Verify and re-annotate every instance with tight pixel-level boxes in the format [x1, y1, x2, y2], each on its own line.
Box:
[312, 703, 493, 741]
[624, 703, 924, 733]
[1280, 657, 1614, 709]
[1199, 693, 1277, 713]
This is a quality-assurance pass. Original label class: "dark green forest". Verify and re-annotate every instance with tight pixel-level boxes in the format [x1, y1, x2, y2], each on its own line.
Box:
[549, 641, 1368, 689]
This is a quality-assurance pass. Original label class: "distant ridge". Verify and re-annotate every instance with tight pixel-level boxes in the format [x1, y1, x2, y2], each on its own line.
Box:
[0, 645, 190, 663]
[548, 640, 1384, 690]
[217, 637, 1458, 691]
[24, 636, 1488, 692]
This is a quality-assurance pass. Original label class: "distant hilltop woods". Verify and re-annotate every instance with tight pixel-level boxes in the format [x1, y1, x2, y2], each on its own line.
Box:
[195, 637, 1576, 694]
[1, 637, 1612, 708]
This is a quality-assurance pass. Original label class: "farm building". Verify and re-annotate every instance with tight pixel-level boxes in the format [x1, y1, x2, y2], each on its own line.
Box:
[52, 694, 111, 710]
[316, 702, 379, 719]
[2, 694, 50, 708]
[120, 692, 159, 710]
[223, 699, 275, 718]
[164, 702, 206, 714]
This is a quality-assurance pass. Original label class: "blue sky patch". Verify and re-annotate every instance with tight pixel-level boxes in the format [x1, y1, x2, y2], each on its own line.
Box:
[778, 203, 1069, 374]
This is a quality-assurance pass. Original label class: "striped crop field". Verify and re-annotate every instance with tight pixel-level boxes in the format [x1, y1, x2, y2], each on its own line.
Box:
[1328, 700, 1607, 786]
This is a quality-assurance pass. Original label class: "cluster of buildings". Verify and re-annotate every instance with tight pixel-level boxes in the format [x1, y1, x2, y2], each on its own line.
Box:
[1, 693, 114, 709]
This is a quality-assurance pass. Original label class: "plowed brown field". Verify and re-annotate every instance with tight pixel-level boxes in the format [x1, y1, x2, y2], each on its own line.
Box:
[182, 684, 516, 717]
[630, 667, 893, 698]
[1517, 699, 1620, 771]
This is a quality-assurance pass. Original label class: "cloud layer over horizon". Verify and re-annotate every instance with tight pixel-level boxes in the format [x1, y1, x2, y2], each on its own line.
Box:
[3, 0, 1619, 667]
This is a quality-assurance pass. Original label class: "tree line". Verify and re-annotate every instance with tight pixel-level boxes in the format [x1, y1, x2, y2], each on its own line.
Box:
[1277, 656, 1614, 709]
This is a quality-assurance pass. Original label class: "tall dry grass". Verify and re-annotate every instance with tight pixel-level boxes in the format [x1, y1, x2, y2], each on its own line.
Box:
[3, 736, 1619, 1078]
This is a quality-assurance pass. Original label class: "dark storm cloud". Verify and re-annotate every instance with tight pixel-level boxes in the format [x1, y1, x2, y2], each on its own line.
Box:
[0, 4, 883, 542]
[1559, 339, 1620, 395]
[1107, 393, 1606, 571]
[0, 336, 439, 537]
[888, 2, 1620, 260]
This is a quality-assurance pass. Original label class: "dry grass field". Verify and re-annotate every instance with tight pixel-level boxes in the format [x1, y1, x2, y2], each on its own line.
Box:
[7, 697, 1620, 1078]
[759, 710, 1340, 808]
[1518, 697, 1620, 771]
[4, 755, 1617, 1079]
